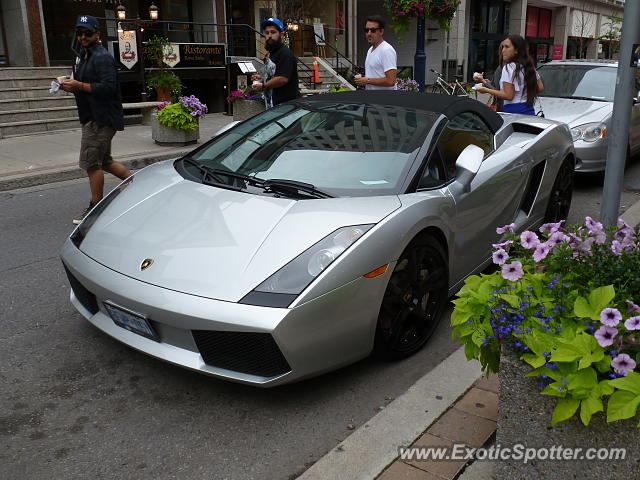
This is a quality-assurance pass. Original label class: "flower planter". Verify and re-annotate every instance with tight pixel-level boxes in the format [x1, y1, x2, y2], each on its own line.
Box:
[151, 113, 199, 146]
[155, 87, 171, 102]
[496, 351, 640, 479]
[233, 99, 265, 122]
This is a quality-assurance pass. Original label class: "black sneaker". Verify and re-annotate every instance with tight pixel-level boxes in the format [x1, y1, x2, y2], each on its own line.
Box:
[72, 201, 97, 225]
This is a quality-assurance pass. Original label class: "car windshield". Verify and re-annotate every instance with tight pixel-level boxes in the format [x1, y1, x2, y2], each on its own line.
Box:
[184, 103, 439, 197]
[537, 65, 617, 102]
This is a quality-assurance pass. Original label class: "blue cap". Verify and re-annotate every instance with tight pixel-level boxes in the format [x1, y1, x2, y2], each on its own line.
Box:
[76, 15, 100, 32]
[260, 17, 285, 32]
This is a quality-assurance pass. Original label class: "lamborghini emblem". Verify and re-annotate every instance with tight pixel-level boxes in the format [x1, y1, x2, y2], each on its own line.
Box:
[140, 258, 154, 270]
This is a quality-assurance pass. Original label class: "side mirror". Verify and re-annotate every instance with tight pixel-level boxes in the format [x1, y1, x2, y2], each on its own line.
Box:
[634, 97, 639, 105]
[455, 144, 484, 193]
[212, 121, 240, 138]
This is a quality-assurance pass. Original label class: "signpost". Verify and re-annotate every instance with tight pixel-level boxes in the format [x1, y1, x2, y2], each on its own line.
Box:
[600, 0, 640, 226]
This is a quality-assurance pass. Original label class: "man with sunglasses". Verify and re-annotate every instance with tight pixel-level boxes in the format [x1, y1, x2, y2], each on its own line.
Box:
[60, 15, 130, 225]
[355, 15, 397, 90]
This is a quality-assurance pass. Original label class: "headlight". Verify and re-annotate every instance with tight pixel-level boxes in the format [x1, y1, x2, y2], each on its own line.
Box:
[571, 122, 607, 143]
[239, 225, 373, 307]
[70, 175, 134, 248]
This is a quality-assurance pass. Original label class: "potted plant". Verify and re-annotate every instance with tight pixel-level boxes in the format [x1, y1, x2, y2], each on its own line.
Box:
[151, 95, 208, 146]
[145, 35, 182, 102]
[226, 88, 265, 121]
[451, 217, 640, 474]
[383, 0, 461, 36]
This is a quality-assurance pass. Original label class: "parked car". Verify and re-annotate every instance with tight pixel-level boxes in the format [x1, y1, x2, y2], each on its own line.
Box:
[61, 91, 575, 387]
[537, 59, 640, 173]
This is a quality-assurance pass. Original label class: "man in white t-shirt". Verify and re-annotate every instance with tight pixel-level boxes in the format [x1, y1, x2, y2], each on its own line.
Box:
[355, 15, 397, 90]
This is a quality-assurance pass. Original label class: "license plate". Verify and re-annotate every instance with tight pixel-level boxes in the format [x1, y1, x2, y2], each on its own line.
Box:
[104, 301, 159, 342]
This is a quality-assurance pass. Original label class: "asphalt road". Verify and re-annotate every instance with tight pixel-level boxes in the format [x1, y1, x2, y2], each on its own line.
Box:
[1, 162, 639, 480]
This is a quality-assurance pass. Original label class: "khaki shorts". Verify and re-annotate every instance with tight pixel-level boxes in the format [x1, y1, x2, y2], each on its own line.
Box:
[79, 121, 116, 171]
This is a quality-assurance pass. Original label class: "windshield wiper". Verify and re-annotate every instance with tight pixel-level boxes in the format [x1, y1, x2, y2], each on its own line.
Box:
[263, 179, 333, 199]
[182, 159, 243, 191]
[541, 94, 607, 102]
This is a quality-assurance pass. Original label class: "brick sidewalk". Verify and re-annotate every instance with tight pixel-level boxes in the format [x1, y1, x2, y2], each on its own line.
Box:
[377, 374, 498, 480]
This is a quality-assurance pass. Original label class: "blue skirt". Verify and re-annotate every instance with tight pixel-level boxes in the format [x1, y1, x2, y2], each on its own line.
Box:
[503, 102, 535, 115]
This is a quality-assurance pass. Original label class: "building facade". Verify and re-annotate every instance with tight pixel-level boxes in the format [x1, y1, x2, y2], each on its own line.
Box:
[352, 0, 624, 83]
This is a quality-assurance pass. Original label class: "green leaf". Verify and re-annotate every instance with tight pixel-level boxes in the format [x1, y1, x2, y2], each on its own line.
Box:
[521, 353, 546, 368]
[566, 367, 597, 399]
[550, 332, 603, 369]
[451, 308, 473, 326]
[608, 372, 640, 395]
[573, 285, 616, 320]
[471, 330, 485, 347]
[594, 356, 612, 373]
[464, 341, 479, 361]
[542, 382, 566, 397]
[580, 395, 603, 426]
[606, 390, 640, 422]
[552, 397, 580, 424]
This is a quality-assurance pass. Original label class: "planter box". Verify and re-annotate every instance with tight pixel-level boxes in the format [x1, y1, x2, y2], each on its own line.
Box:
[233, 99, 265, 121]
[151, 113, 199, 146]
[496, 351, 640, 479]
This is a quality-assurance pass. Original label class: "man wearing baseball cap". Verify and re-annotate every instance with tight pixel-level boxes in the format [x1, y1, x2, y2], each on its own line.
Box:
[251, 18, 299, 107]
[60, 15, 131, 224]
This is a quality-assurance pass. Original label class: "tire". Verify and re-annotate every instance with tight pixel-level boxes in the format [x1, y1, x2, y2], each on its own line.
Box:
[373, 236, 449, 360]
[543, 156, 574, 223]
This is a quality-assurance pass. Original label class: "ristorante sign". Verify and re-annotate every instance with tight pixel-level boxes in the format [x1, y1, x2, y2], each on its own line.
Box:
[142, 43, 226, 69]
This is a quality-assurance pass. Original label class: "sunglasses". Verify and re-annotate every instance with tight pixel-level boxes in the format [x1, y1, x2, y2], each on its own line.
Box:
[76, 30, 95, 38]
[363, 27, 380, 33]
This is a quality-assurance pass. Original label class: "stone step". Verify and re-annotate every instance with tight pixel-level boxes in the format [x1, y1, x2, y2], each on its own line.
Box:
[0, 76, 70, 89]
[0, 86, 73, 100]
[0, 118, 81, 137]
[0, 106, 79, 122]
[0, 96, 76, 111]
[0, 66, 72, 79]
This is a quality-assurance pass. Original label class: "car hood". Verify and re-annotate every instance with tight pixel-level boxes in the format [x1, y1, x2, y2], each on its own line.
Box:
[80, 161, 401, 302]
[538, 97, 612, 127]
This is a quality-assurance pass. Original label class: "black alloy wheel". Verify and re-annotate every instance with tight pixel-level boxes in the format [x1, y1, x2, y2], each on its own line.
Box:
[544, 157, 574, 224]
[373, 236, 449, 360]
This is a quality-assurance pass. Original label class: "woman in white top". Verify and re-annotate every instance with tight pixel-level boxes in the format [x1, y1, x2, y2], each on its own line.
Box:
[477, 35, 544, 116]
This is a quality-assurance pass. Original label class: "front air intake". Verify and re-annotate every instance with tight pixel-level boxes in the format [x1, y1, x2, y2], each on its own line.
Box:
[191, 330, 291, 378]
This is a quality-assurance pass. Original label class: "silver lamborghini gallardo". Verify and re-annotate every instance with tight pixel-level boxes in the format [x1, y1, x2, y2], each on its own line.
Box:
[61, 91, 575, 386]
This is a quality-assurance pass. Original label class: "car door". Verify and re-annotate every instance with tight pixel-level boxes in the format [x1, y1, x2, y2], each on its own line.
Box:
[435, 112, 527, 283]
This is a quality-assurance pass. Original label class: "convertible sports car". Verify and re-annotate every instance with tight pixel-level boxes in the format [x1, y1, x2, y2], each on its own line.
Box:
[61, 91, 575, 387]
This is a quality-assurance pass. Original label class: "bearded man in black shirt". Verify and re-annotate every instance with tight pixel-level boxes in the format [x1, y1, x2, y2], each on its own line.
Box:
[60, 15, 131, 224]
[251, 18, 299, 108]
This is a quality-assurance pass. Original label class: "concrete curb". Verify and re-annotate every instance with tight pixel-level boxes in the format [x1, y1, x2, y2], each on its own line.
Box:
[0, 150, 190, 192]
[621, 195, 640, 227]
[297, 347, 482, 480]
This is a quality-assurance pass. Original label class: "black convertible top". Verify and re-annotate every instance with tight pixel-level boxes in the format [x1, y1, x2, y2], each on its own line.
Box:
[298, 91, 504, 133]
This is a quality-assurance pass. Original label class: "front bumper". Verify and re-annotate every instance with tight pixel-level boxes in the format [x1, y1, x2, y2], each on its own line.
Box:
[574, 139, 608, 173]
[60, 239, 392, 387]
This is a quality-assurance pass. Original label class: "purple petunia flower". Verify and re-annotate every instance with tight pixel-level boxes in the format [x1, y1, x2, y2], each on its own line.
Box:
[539, 220, 565, 234]
[626, 300, 640, 314]
[492, 248, 509, 265]
[496, 223, 516, 234]
[492, 240, 514, 250]
[625, 316, 640, 331]
[502, 261, 524, 282]
[592, 229, 607, 245]
[618, 218, 632, 231]
[600, 308, 622, 326]
[585, 216, 604, 233]
[594, 326, 618, 347]
[611, 354, 637, 374]
[533, 242, 551, 263]
[520, 231, 540, 249]
[547, 231, 570, 248]
[611, 240, 623, 255]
